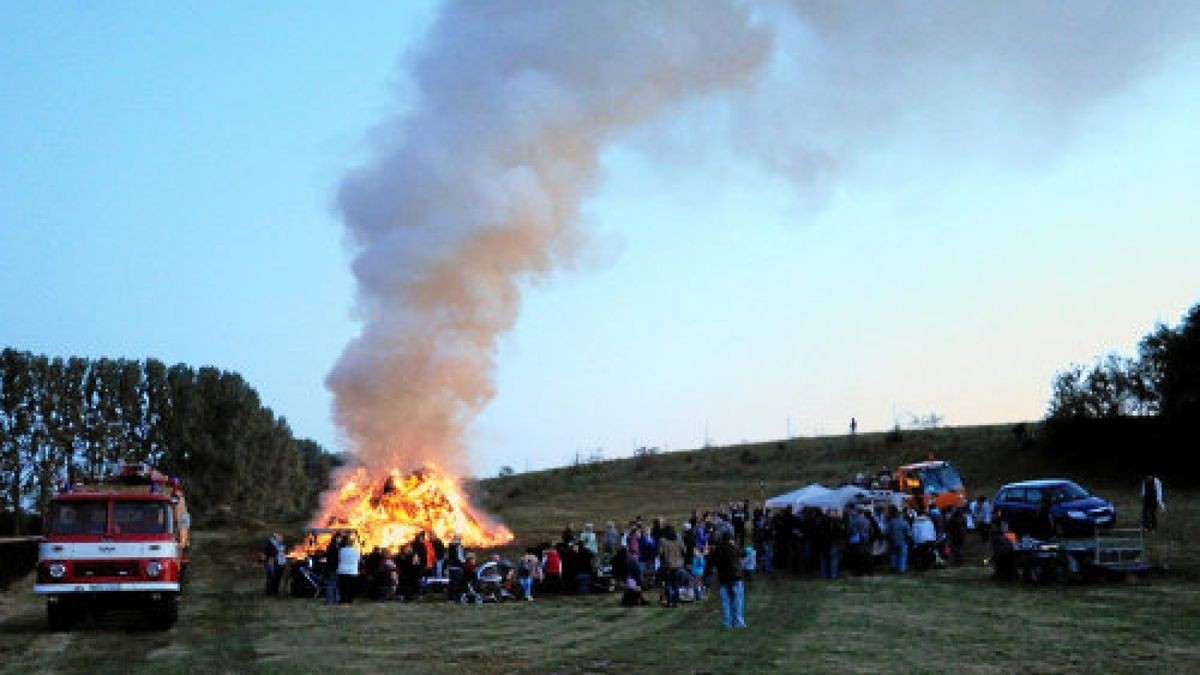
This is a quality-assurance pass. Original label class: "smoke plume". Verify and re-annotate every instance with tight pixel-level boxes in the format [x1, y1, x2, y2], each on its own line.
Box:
[731, 0, 1199, 189]
[328, 0, 769, 473]
[328, 0, 1197, 475]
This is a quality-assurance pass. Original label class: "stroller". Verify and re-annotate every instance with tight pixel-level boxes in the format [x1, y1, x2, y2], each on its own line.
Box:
[460, 561, 516, 604]
[287, 557, 329, 599]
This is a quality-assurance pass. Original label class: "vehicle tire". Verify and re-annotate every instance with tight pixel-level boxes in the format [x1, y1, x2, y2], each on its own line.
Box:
[1030, 564, 1043, 584]
[46, 598, 75, 632]
[147, 593, 179, 630]
[1051, 560, 1068, 586]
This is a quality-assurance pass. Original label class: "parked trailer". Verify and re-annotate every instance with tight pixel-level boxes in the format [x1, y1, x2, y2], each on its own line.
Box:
[1013, 528, 1153, 584]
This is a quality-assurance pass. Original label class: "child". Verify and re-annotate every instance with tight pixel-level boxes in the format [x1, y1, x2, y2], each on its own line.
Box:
[742, 545, 756, 583]
[690, 546, 707, 600]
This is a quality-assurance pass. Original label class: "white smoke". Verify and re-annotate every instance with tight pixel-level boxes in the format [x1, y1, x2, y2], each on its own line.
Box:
[734, 0, 1200, 188]
[328, 0, 770, 473]
[327, 0, 1198, 475]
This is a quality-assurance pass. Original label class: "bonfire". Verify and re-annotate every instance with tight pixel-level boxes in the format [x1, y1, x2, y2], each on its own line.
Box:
[306, 464, 512, 553]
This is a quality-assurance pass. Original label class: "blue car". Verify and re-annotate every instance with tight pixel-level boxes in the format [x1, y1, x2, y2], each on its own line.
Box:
[993, 479, 1116, 537]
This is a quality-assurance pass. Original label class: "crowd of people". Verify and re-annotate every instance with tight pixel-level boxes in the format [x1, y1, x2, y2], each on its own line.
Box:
[262, 493, 1007, 631]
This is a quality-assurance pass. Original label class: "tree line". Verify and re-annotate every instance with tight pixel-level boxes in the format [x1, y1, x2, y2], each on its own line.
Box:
[0, 348, 338, 534]
[1044, 301, 1199, 479]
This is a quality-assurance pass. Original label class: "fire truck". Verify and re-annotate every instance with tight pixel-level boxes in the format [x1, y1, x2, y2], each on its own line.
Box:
[34, 464, 190, 630]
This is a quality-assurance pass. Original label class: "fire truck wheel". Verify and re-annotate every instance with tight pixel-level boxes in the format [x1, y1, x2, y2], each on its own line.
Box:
[147, 593, 179, 630]
[46, 599, 75, 632]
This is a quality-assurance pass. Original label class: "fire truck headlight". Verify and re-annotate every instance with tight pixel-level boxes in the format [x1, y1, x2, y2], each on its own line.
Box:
[146, 561, 163, 578]
[48, 563, 66, 579]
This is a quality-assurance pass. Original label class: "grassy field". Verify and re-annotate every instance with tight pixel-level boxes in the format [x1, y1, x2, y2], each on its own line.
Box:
[2, 424, 1197, 673]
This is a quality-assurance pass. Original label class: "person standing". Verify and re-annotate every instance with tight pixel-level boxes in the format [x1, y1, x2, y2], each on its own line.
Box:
[580, 523, 598, 555]
[712, 532, 745, 628]
[324, 534, 342, 604]
[974, 495, 993, 544]
[337, 534, 360, 604]
[731, 505, 747, 549]
[445, 535, 466, 601]
[1141, 475, 1165, 531]
[602, 521, 620, 556]
[517, 550, 538, 600]
[431, 533, 446, 578]
[658, 526, 685, 607]
[261, 533, 286, 596]
[888, 506, 911, 574]
[847, 508, 873, 575]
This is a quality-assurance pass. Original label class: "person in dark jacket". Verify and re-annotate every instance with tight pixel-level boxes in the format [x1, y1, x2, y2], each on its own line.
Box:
[991, 521, 1017, 580]
[261, 533, 285, 596]
[712, 532, 745, 628]
[431, 533, 446, 577]
[445, 535, 465, 601]
[396, 544, 421, 601]
[1032, 494, 1056, 540]
[945, 507, 967, 565]
[324, 534, 342, 604]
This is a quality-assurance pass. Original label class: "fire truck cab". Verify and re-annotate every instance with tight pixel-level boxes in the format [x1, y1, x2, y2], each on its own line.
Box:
[34, 464, 190, 630]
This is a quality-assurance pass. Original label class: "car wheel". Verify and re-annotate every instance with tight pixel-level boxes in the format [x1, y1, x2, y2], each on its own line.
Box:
[47, 599, 76, 632]
[1051, 559, 1069, 586]
[146, 593, 179, 630]
[1027, 561, 1044, 584]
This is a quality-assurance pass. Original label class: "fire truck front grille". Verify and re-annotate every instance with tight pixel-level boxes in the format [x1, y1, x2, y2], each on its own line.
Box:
[75, 561, 141, 578]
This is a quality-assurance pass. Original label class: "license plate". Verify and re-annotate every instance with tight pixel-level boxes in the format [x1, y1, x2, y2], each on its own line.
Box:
[88, 583, 121, 591]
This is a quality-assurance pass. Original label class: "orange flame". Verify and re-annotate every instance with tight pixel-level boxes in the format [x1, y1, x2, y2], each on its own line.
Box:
[306, 464, 512, 553]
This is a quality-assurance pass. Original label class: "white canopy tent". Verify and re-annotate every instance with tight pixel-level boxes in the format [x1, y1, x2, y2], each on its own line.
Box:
[764, 483, 902, 513]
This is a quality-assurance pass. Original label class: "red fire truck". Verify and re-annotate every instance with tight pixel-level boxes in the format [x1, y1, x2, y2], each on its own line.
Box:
[34, 464, 190, 630]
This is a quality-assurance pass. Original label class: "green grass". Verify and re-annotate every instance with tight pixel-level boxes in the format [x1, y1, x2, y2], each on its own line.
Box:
[2, 423, 1197, 673]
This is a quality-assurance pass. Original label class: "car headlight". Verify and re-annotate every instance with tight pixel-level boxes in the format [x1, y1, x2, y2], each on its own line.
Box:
[48, 562, 66, 579]
[146, 561, 163, 578]
[1066, 510, 1085, 519]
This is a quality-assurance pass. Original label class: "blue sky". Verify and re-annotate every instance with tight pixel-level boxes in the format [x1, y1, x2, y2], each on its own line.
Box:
[3, 2, 1198, 478]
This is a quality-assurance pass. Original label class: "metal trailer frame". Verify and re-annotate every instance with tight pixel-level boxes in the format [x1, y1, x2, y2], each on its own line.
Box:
[1014, 527, 1153, 584]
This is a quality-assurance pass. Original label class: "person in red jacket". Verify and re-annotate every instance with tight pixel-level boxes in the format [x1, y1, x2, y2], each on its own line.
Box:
[543, 546, 562, 592]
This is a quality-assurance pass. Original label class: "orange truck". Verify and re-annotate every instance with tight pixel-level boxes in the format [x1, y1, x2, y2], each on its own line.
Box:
[34, 464, 190, 630]
[893, 459, 968, 511]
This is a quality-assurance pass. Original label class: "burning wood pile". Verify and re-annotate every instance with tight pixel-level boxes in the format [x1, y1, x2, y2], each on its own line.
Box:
[303, 465, 513, 554]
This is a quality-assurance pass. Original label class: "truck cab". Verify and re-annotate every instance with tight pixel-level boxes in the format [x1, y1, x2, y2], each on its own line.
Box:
[894, 460, 967, 511]
[35, 464, 189, 630]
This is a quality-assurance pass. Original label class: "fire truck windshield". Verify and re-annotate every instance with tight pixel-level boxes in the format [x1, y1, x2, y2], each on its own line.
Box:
[113, 501, 171, 534]
[49, 501, 109, 535]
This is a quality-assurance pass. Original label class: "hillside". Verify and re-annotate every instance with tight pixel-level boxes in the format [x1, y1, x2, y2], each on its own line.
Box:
[479, 422, 1047, 536]
[476, 422, 1195, 575]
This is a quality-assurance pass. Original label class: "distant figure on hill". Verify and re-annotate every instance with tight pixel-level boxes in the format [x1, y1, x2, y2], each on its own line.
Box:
[1141, 475, 1165, 531]
[850, 417, 858, 435]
